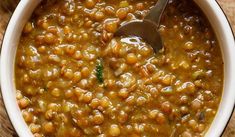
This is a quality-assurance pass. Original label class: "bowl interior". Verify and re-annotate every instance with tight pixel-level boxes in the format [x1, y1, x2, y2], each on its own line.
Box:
[1, 0, 235, 137]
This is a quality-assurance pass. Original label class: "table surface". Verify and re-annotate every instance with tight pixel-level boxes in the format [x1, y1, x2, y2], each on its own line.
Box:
[0, 0, 234, 137]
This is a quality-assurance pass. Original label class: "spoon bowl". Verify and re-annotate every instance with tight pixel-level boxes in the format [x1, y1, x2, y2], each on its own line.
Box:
[115, 20, 163, 52]
[115, 0, 169, 52]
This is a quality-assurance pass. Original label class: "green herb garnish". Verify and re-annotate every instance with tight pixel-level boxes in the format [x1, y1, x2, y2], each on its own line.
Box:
[96, 59, 104, 83]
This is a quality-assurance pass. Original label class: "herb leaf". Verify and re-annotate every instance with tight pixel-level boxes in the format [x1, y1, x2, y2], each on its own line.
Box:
[96, 59, 104, 83]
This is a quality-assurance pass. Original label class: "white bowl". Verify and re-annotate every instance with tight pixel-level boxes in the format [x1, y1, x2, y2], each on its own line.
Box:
[1, 0, 235, 136]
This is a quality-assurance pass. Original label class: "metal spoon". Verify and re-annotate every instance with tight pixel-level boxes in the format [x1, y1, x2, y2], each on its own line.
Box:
[115, 0, 169, 52]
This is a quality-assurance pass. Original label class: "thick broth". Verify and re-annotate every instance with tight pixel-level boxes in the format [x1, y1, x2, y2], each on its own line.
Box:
[15, 0, 223, 137]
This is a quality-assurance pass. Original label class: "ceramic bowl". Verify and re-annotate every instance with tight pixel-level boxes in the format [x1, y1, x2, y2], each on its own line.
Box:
[1, 0, 235, 136]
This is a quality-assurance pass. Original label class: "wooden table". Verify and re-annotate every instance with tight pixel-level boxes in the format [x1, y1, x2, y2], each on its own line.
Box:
[0, 0, 234, 136]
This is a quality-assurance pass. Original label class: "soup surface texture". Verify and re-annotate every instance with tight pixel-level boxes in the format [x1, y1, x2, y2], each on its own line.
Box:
[15, 0, 223, 137]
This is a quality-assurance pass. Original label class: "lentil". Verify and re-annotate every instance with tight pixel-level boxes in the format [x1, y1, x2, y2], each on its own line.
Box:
[109, 124, 121, 136]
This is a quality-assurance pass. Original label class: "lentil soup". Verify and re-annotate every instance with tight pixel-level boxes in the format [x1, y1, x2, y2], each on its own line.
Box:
[15, 0, 223, 137]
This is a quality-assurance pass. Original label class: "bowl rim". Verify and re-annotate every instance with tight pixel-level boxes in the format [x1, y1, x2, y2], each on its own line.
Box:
[1, 0, 235, 137]
[211, 2, 235, 136]
[1, 1, 42, 136]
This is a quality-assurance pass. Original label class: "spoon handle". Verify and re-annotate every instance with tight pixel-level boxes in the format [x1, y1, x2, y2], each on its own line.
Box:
[144, 0, 169, 26]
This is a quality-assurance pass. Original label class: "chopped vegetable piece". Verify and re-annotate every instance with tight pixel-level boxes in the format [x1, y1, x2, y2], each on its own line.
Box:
[119, 1, 129, 7]
[198, 111, 205, 122]
[192, 69, 205, 79]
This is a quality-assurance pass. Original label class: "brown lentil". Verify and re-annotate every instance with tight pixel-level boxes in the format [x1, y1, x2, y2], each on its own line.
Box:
[109, 124, 121, 136]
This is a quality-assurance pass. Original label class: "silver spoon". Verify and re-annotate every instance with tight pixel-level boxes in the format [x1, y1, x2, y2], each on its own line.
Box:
[115, 0, 169, 52]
